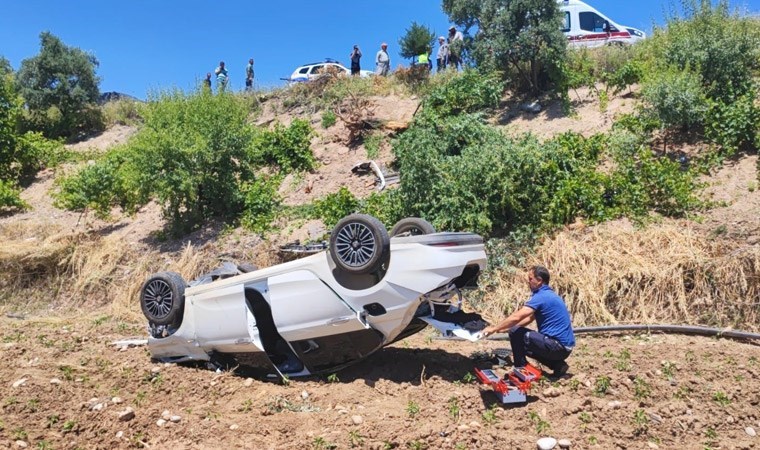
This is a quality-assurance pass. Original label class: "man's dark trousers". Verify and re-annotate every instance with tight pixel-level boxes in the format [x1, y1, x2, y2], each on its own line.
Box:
[509, 326, 571, 372]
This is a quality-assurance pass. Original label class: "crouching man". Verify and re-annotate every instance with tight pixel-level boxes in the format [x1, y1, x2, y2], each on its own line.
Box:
[481, 265, 574, 378]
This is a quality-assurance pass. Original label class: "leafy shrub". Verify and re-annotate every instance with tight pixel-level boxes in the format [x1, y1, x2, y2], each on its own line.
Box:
[613, 112, 661, 136]
[392, 113, 701, 236]
[641, 69, 707, 130]
[1, 73, 66, 186]
[610, 145, 702, 218]
[423, 69, 503, 116]
[359, 189, 404, 229]
[53, 149, 130, 219]
[312, 186, 358, 228]
[363, 133, 383, 159]
[704, 94, 760, 153]
[15, 132, 67, 179]
[241, 176, 282, 234]
[0, 179, 28, 211]
[102, 99, 143, 126]
[605, 59, 644, 95]
[251, 119, 316, 173]
[55, 89, 263, 235]
[320, 110, 336, 129]
[641, 0, 760, 102]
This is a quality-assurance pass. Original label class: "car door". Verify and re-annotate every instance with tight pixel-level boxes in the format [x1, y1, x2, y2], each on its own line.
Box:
[245, 270, 384, 374]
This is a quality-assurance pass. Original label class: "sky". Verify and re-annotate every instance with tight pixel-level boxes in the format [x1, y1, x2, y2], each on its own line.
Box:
[1, 0, 757, 99]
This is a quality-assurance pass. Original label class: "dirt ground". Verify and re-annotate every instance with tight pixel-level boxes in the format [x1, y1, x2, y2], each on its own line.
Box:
[1, 318, 759, 449]
[2, 86, 759, 449]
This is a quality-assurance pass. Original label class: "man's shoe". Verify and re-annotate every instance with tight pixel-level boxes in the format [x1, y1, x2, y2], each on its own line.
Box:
[552, 362, 569, 378]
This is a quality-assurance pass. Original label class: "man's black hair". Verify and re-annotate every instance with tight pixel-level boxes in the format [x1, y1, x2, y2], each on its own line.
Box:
[530, 265, 550, 285]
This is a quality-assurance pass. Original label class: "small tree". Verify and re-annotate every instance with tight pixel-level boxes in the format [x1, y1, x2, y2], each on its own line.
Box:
[16, 32, 102, 139]
[0, 56, 12, 76]
[443, 0, 568, 94]
[398, 22, 436, 62]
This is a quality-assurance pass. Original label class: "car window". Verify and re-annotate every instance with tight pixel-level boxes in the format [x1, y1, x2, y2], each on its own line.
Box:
[298, 67, 309, 74]
[561, 11, 570, 32]
[579, 12, 606, 33]
[310, 65, 324, 75]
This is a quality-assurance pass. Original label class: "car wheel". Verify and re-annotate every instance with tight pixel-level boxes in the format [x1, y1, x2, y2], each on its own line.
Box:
[329, 214, 390, 275]
[140, 271, 185, 326]
[390, 217, 436, 237]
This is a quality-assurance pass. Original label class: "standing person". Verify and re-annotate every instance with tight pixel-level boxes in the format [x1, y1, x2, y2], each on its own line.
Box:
[480, 266, 575, 378]
[436, 36, 449, 73]
[375, 42, 390, 76]
[447, 25, 464, 70]
[349, 45, 362, 76]
[203, 72, 212, 90]
[215, 61, 228, 92]
[245, 58, 255, 91]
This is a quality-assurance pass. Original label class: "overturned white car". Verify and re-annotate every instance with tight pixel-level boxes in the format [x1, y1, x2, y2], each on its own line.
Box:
[140, 215, 487, 378]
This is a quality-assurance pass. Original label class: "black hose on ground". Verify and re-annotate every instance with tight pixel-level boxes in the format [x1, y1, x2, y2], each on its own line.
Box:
[472, 324, 760, 342]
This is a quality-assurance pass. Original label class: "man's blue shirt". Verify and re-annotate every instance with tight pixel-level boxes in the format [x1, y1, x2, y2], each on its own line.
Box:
[525, 285, 575, 348]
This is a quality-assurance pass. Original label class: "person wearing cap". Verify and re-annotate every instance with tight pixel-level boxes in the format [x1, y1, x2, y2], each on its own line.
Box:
[349, 45, 362, 76]
[436, 36, 449, 73]
[447, 26, 464, 70]
[375, 42, 390, 76]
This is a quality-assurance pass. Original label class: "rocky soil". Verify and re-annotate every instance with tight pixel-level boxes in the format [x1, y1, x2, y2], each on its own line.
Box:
[1, 318, 759, 449]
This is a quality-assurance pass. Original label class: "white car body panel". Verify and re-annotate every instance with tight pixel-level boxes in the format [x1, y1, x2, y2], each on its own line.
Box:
[559, 0, 646, 48]
[147, 232, 487, 376]
[287, 61, 373, 83]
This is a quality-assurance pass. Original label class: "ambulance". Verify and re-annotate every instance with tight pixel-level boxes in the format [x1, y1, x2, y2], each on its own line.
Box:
[559, 0, 646, 48]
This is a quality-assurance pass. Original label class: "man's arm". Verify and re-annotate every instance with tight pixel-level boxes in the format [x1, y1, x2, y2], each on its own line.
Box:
[481, 306, 535, 337]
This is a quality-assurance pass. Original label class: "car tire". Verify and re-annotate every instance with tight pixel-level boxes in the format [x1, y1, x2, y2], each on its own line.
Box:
[329, 214, 390, 275]
[140, 271, 185, 326]
[390, 217, 436, 237]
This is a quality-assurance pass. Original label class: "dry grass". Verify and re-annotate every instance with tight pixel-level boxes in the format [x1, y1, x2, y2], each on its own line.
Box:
[0, 221, 215, 322]
[483, 219, 760, 331]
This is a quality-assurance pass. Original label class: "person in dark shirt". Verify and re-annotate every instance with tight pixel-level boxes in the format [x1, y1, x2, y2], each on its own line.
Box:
[203, 72, 212, 90]
[481, 265, 575, 377]
[349, 45, 362, 76]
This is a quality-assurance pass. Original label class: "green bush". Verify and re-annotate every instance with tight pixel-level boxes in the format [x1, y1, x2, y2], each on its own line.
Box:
[605, 59, 644, 95]
[55, 89, 265, 235]
[312, 186, 358, 228]
[610, 146, 702, 218]
[103, 99, 143, 126]
[641, 0, 760, 102]
[424, 69, 503, 117]
[0, 179, 28, 211]
[53, 149, 130, 219]
[358, 189, 404, 229]
[704, 94, 760, 153]
[641, 69, 707, 130]
[363, 133, 383, 159]
[320, 110, 336, 129]
[241, 176, 282, 234]
[1, 73, 66, 187]
[251, 119, 316, 173]
[391, 111, 702, 236]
